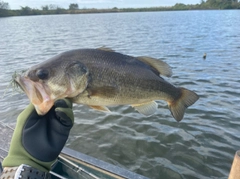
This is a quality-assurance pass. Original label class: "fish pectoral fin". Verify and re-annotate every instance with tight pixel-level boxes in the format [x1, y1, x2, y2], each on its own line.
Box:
[132, 101, 158, 116]
[136, 56, 172, 77]
[89, 105, 111, 112]
[88, 86, 118, 98]
[97, 47, 115, 52]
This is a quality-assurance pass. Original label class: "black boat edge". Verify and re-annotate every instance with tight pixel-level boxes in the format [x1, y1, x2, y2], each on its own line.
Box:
[51, 147, 149, 179]
[0, 122, 149, 179]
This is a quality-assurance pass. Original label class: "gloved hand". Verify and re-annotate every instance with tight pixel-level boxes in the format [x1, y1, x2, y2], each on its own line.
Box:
[2, 99, 74, 172]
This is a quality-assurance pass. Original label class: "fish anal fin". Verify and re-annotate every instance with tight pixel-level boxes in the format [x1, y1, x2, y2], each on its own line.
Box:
[137, 56, 172, 77]
[132, 101, 158, 116]
[97, 47, 115, 52]
[87, 86, 118, 98]
[89, 105, 111, 112]
[168, 88, 199, 122]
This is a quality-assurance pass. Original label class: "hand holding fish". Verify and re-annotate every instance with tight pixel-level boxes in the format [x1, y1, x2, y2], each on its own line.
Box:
[1, 99, 74, 178]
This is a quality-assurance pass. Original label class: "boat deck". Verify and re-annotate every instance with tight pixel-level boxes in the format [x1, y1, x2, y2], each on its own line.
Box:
[0, 122, 149, 179]
[0, 122, 14, 162]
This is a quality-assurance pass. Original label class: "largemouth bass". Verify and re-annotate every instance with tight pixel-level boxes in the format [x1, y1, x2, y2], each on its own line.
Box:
[15, 48, 199, 121]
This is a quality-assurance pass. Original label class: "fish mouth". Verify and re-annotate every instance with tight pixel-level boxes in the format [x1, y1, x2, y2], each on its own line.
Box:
[15, 75, 54, 115]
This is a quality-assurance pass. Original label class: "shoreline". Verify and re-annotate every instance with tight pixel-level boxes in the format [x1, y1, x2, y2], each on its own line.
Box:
[1, 6, 240, 17]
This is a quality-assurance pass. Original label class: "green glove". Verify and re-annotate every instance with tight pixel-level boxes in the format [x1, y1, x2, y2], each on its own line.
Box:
[2, 99, 74, 172]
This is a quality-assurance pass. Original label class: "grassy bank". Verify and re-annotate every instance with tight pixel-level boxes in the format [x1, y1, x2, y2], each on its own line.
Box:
[1, 1, 240, 17]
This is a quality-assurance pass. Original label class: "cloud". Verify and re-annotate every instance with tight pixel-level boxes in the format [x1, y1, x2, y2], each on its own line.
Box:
[7, 0, 200, 9]
[75, 0, 123, 4]
[77, 0, 122, 2]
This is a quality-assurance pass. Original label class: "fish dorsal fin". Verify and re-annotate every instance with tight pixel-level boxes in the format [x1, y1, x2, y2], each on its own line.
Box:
[136, 56, 172, 77]
[97, 47, 115, 52]
[132, 101, 158, 116]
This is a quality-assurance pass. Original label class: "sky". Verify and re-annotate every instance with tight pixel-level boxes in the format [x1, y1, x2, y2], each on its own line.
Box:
[6, 0, 201, 10]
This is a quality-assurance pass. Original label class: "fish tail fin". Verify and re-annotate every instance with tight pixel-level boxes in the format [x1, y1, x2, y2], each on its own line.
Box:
[168, 88, 199, 122]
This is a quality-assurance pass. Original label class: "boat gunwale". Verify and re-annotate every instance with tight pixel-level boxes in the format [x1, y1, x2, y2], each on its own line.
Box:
[61, 147, 149, 179]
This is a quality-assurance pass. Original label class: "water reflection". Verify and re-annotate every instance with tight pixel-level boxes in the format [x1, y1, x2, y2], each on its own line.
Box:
[1, 11, 240, 179]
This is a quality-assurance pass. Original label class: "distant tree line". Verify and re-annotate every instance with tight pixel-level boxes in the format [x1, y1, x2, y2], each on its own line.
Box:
[0, 0, 9, 16]
[172, 0, 240, 10]
[0, 0, 240, 17]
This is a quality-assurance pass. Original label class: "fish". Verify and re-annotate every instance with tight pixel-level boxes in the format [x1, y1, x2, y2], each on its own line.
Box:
[14, 48, 199, 121]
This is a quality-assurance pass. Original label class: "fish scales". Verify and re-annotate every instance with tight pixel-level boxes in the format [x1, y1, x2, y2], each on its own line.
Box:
[66, 50, 175, 103]
[14, 48, 199, 121]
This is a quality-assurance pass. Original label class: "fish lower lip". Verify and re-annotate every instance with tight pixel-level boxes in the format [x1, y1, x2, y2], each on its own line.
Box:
[14, 76, 53, 115]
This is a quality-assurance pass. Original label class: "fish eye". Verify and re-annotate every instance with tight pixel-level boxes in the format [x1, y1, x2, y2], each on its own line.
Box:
[36, 69, 49, 80]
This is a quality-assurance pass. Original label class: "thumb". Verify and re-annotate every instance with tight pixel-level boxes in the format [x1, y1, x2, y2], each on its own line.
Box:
[54, 99, 74, 126]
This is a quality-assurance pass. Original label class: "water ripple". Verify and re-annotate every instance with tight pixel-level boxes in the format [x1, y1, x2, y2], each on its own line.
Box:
[1, 11, 240, 179]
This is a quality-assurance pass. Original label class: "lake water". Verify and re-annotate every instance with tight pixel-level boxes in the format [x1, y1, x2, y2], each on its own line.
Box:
[1, 10, 240, 179]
